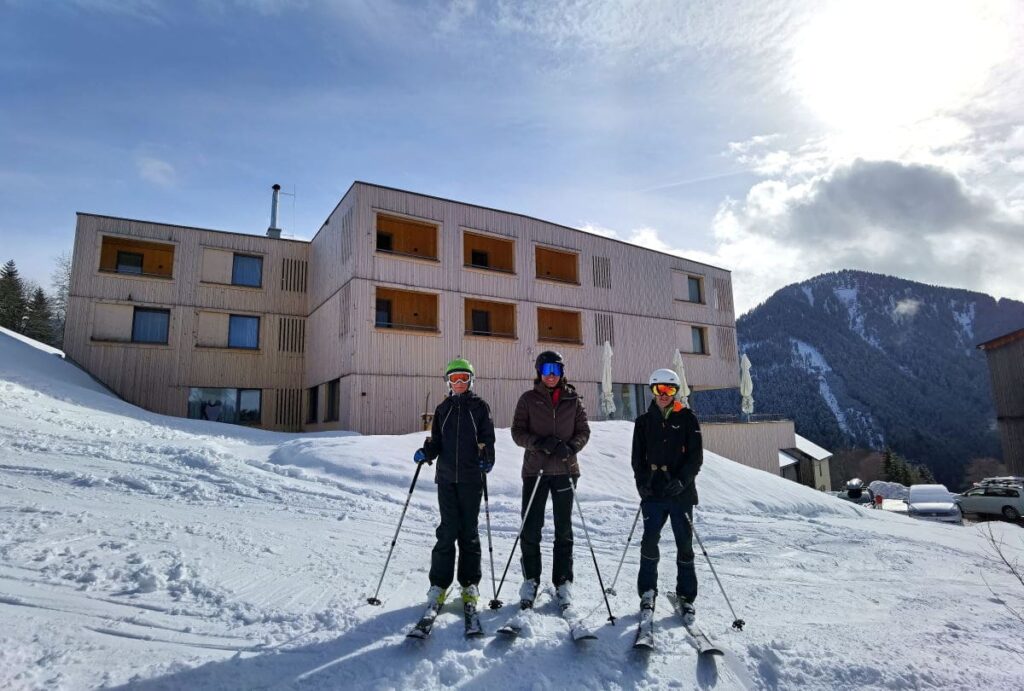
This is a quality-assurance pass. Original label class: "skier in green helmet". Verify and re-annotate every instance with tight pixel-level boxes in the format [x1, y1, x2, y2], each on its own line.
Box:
[412, 357, 496, 635]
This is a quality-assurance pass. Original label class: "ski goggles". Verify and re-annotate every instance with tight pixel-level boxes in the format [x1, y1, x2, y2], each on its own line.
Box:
[447, 372, 472, 384]
[651, 383, 679, 397]
[538, 363, 563, 378]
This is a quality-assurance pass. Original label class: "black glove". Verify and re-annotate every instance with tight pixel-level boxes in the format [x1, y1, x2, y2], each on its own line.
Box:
[553, 441, 572, 461]
[478, 445, 495, 473]
[538, 436, 561, 455]
[664, 478, 687, 497]
[637, 483, 652, 500]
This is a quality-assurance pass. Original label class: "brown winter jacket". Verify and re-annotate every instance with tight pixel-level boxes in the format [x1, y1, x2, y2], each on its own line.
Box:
[511, 381, 591, 479]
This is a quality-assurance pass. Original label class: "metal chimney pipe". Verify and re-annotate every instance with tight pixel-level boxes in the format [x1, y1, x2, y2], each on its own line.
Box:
[267, 184, 282, 239]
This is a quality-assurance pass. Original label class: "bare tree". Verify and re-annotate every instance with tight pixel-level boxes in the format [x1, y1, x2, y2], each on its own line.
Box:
[965, 458, 1008, 486]
[980, 523, 1024, 638]
[50, 251, 72, 348]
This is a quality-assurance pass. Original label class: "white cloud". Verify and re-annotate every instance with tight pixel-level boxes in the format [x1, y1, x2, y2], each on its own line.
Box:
[137, 157, 176, 187]
[892, 298, 922, 321]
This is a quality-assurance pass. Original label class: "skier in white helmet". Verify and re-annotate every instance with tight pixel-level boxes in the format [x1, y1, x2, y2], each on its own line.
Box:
[631, 368, 704, 625]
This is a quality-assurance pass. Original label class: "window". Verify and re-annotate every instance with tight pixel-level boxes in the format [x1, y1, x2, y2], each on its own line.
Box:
[325, 378, 340, 422]
[187, 388, 261, 426]
[100, 236, 174, 278]
[374, 287, 439, 332]
[688, 276, 703, 303]
[604, 383, 653, 421]
[471, 250, 489, 268]
[306, 386, 319, 424]
[463, 231, 515, 273]
[537, 307, 582, 344]
[464, 298, 515, 338]
[375, 213, 439, 261]
[131, 308, 170, 344]
[228, 315, 260, 349]
[691, 326, 708, 354]
[535, 246, 579, 284]
[375, 299, 393, 329]
[471, 310, 490, 335]
[116, 251, 143, 275]
[232, 254, 263, 287]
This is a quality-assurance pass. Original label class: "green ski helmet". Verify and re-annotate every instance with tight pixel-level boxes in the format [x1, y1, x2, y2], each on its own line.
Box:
[444, 357, 475, 391]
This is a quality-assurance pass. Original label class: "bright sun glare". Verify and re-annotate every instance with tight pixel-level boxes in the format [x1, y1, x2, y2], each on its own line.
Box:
[792, 0, 1011, 132]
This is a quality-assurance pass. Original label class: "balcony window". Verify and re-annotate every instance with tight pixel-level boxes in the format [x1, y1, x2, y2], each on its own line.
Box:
[187, 387, 262, 426]
[131, 308, 170, 344]
[688, 277, 703, 303]
[325, 378, 340, 422]
[535, 246, 579, 284]
[231, 254, 263, 287]
[228, 315, 260, 349]
[691, 326, 708, 354]
[116, 251, 144, 275]
[464, 231, 514, 273]
[100, 236, 174, 278]
[465, 298, 515, 338]
[537, 307, 582, 344]
[375, 213, 439, 261]
[374, 287, 439, 332]
[306, 386, 319, 424]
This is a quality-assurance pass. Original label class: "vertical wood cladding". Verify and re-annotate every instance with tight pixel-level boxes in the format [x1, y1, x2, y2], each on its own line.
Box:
[281, 258, 308, 293]
[595, 312, 614, 346]
[274, 388, 303, 431]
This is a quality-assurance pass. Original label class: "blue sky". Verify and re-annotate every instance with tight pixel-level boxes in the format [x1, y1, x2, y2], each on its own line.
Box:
[2, 1, 1022, 313]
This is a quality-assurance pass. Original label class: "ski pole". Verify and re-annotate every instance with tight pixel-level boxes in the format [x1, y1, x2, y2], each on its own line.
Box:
[567, 478, 616, 625]
[493, 469, 544, 605]
[604, 505, 642, 596]
[684, 512, 745, 631]
[367, 461, 428, 606]
[482, 473, 501, 610]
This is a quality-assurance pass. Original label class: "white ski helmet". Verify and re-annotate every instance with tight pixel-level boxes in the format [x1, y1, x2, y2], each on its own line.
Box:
[648, 369, 680, 387]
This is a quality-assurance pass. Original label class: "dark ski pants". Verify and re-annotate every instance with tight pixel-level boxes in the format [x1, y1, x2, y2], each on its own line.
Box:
[429, 482, 482, 589]
[637, 498, 697, 601]
[520, 474, 575, 586]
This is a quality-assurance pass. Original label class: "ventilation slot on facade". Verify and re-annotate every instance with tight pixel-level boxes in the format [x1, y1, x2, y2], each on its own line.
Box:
[340, 208, 354, 265]
[714, 277, 733, 314]
[717, 326, 738, 362]
[593, 256, 612, 289]
[278, 316, 306, 353]
[281, 258, 308, 293]
[274, 388, 303, 431]
[595, 312, 615, 346]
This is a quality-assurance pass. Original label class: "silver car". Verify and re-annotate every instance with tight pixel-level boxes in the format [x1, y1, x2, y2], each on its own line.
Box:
[956, 485, 1024, 521]
[906, 484, 962, 525]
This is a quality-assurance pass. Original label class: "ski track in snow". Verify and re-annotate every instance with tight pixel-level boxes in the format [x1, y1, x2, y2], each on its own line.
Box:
[2, 329, 1024, 690]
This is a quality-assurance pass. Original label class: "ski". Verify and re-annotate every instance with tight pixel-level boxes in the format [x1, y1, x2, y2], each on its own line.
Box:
[407, 590, 450, 640]
[560, 604, 597, 642]
[496, 605, 532, 638]
[633, 607, 655, 650]
[666, 593, 723, 656]
[464, 603, 483, 638]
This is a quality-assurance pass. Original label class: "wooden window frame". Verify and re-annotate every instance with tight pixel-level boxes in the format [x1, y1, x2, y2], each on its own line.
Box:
[227, 314, 261, 350]
[231, 253, 264, 288]
[99, 235, 176, 280]
[535, 245, 580, 285]
[374, 287, 440, 334]
[464, 297, 516, 339]
[537, 307, 583, 345]
[463, 230, 515, 275]
[374, 212, 440, 263]
[131, 307, 170, 344]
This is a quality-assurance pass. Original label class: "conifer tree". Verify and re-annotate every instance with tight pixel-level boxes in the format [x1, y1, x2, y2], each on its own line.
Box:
[0, 260, 27, 330]
[23, 287, 54, 344]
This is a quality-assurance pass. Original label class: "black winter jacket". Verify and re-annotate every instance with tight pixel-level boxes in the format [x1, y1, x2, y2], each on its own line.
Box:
[423, 391, 496, 485]
[631, 400, 703, 504]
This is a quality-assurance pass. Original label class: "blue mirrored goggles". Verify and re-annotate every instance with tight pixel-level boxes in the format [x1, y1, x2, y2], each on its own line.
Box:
[539, 363, 563, 378]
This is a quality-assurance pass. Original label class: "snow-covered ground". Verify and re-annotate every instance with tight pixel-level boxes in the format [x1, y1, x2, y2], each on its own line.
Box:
[2, 327, 1023, 690]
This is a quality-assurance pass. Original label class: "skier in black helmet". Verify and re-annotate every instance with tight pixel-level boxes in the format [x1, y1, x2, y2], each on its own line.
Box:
[632, 368, 703, 627]
[510, 350, 591, 613]
[411, 357, 496, 636]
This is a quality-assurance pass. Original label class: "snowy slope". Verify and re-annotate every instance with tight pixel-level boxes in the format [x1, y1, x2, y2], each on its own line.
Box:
[1, 328, 1023, 690]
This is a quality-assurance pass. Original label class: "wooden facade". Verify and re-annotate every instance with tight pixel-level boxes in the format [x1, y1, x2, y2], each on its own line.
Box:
[702, 421, 796, 475]
[978, 329, 1024, 476]
[67, 182, 742, 438]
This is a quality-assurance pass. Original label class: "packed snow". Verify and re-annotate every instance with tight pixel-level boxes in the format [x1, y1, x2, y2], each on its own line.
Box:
[2, 327, 1023, 690]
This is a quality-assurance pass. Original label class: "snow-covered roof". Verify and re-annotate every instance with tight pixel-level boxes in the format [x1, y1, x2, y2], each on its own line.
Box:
[794, 433, 831, 460]
[779, 450, 799, 468]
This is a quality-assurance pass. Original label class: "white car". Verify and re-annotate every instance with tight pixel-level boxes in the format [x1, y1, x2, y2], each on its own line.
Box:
[906, 484, 962, 525]
[956, 485, 1024, 521]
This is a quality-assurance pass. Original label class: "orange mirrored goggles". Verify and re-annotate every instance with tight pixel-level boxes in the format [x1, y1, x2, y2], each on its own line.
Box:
[447, 372, 472, 384]
[651, 383, 679, 397]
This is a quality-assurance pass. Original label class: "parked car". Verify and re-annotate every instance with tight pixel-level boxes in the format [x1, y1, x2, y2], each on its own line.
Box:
[834, 478, 876, 508]
[956, 484, 1024, 521]
[905, 484, 962, 524]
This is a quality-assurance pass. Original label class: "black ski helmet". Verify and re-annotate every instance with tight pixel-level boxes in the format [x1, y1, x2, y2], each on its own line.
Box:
[535, 350, 564, 375]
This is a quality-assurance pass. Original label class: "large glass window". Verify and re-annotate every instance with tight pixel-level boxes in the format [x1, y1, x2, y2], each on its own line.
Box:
[116, 251, 144, 275]
[691, 326, 707, 354]
[228, 315, 260, 349]
[187, 388, 262, 425]
[232, 254, 263, 287]
[306, 386, 319, 424]
[375, 299, 393, 329]
[325, 378, 340, 422]
[131, 308, 170, 344]
[688, 276, 703, 303]
[605, 383, 653, 421]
